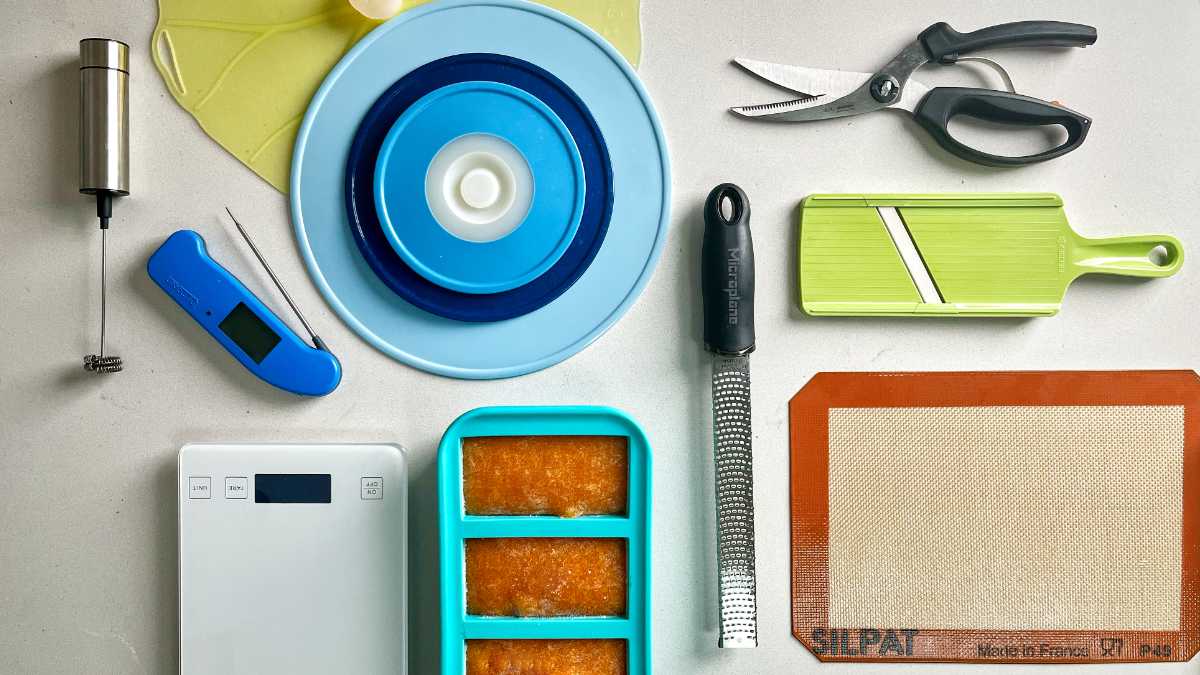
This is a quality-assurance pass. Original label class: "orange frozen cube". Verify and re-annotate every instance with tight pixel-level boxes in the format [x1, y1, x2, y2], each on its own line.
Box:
[465, 537, 626, 617]
[462, 436, 628, 518]
[466, 639, 627, 675]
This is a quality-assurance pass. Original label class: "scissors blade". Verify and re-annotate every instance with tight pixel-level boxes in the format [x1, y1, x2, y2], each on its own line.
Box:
[730, 59, 877, 121]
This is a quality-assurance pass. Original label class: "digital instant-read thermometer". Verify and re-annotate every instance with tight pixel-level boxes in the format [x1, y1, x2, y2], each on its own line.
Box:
[147, 210, 341, 396]
[178, 443, 407, 675]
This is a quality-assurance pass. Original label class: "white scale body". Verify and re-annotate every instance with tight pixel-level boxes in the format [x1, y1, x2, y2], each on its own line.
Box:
[178, 443, 407, 674]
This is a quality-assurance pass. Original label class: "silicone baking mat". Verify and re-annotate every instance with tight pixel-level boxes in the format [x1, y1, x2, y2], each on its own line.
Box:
[789, 371, 1199, 663]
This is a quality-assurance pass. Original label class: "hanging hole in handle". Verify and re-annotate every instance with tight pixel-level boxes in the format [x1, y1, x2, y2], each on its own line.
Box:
[1149, 244, 1175, 267]
[715, 188, 742, 224]
[719, 195, 735, 221]
[947, 115, 1067, 158]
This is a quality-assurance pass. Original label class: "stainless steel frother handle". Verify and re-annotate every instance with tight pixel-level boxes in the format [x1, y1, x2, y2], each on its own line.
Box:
[79, 38, 129, 197]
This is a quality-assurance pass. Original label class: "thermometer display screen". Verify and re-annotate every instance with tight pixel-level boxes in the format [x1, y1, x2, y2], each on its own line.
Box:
[218, 302, 281, 363]
[255, 474, 332, 503]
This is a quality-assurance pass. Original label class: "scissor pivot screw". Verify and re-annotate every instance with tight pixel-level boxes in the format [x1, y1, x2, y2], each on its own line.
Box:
[871, 76, 900, 103]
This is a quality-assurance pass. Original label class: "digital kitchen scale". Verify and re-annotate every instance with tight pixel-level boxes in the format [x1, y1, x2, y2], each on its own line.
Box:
[178, 443, 407, 674]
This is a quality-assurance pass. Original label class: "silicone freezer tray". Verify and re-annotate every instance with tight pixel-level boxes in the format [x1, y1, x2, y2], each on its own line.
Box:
[438, 406, 653, 674]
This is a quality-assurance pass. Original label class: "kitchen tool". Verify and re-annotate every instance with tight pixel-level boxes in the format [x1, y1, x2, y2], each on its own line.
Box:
[438, 406, 652, 674]
[147, 214, 341, 396]
[789, 371, 1200, 663]
[798, 193, 1184, 317]
[701, 184, 758, 648]
[373, 80, 584, 294]
[79, 38, 129, 374]
[150, 0, 641, 192]
[731, 21, 1097, 167]
[345, 52, 612, 322]
[292, 0, 669, 379]
[179, 443, 407, 674]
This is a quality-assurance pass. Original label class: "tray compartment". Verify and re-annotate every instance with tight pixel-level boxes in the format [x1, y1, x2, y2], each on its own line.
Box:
[466, 638, 627, 674]
[466, 537, 627, 617]
[463, 435, 629, 517]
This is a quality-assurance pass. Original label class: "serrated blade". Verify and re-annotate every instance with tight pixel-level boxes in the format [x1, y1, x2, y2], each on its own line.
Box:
[730, 58, 874, 121]
[729, 93, 826, 117]
[712, 354, 757, 648]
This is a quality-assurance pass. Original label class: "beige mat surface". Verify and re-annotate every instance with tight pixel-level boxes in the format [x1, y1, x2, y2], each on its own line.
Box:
[790, 372, 1199, 663]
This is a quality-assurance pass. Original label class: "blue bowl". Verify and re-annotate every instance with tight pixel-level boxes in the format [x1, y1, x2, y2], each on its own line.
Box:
[345, 53, 613, 322]
[373, 81, 585, 294]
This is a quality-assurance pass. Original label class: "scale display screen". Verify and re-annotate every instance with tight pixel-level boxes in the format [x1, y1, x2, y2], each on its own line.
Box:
[255, 474, 332, 503]
[218, 302, 281, 363]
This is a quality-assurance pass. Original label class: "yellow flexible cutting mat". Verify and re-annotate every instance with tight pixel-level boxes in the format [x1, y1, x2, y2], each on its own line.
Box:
[151, 0, 641, 192]
[789, 371, 1200, 663]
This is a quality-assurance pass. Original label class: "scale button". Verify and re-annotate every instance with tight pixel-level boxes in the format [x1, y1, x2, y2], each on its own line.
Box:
[361, 477, 383, 500]
[188, 476, 211, 499]
[225, 476, 248, 499]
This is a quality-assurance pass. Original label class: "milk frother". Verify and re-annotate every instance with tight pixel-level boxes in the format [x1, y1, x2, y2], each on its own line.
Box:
[79, 37, 129, 373]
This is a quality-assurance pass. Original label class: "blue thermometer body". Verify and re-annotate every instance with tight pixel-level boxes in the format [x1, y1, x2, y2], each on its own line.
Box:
[147, 230, 341, 396]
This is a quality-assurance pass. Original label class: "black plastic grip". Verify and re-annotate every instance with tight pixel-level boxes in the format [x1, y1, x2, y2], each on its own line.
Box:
[920, 21, 1097, 63]
[912, 87, 1091, 167]
[702, 184, 755, 356]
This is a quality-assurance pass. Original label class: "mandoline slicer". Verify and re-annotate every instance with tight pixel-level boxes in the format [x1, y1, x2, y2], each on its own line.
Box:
[789, 371, 1200, 664]
[798, 193, 1183, 316]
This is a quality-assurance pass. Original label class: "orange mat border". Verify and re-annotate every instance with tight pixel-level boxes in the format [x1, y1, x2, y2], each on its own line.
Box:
[788, 370, 1200, 663]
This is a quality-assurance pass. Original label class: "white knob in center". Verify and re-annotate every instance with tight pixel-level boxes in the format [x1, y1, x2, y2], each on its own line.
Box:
[459, 168, 501, 210]
[425, 134, 533, 243]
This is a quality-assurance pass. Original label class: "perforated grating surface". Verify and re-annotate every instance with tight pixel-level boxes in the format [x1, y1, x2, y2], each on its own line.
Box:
[711, 356, 757, 646]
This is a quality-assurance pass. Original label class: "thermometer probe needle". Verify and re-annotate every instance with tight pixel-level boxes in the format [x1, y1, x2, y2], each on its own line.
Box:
[224, 208, 329, 352]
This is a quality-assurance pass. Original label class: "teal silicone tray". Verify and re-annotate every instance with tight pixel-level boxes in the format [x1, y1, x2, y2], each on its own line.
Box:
[438, 406, 652, 674]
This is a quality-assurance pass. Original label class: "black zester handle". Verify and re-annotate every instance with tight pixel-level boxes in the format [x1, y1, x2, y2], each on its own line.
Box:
[702, 184, 756, 356]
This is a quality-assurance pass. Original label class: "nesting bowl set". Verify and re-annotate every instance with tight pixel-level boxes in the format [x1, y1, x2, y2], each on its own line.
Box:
[291, 0, 671, 379]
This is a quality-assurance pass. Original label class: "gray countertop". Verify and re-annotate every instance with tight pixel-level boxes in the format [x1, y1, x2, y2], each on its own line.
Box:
[2, 0, 1197, 673]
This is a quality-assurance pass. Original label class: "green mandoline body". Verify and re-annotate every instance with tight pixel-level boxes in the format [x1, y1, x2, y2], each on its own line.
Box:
[798, 193, 1183, 317]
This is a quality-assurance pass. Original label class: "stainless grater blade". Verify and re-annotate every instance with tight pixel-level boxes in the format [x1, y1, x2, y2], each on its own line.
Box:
[712, 354, 758, 648]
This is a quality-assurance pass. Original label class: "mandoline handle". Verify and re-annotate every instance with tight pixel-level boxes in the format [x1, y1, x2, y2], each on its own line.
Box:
[919, 21, 1097, 63]
[702, 184, 755, 356]
[1072, 234, 1185, 278]
[913, 87, 1091, 167]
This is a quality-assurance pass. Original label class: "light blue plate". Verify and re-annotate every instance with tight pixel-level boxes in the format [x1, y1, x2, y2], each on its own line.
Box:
[438, 406, 652, 675]
[374, 81, 584, 294]
[290, 0, 670, 379]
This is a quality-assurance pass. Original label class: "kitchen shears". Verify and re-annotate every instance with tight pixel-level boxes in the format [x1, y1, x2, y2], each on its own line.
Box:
[731, 21, 1097, 167]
